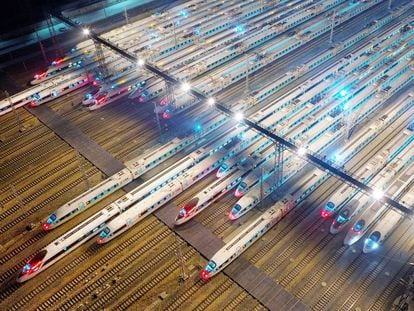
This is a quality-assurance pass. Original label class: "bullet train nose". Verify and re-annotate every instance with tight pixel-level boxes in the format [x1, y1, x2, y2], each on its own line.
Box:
[216, 169, 225, 178]
[363, 238, 378, 253]
[320, 209, 332, 219]
[228, 212, 237, 220]
[41, 222, 52, 232]
[344, 230, 362, 246]
[234, 188, 244, 198]
[96, 237, 106, 244]
[363, 231, 381, 253]
[199, 269, 211, 281]
[17, 250, 47, 283]
[329, 220, 343, 234]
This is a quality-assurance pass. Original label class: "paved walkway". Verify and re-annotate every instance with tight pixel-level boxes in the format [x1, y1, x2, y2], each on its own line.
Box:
[156, 205, 309, 311]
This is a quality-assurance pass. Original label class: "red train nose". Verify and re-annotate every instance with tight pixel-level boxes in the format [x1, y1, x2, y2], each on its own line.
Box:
[199, 269, 210, 281]
[320, 209, 331, 219]
[42, 223, 52, 231]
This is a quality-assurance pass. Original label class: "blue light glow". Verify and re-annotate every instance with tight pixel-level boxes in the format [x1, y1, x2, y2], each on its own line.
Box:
[179, 10, 188, 17]
[339, 89, 348, 97]
[235, 25, 245, 33]
[195, 124, 202, 131]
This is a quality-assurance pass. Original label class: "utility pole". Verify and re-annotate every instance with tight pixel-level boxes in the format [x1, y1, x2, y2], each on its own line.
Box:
[46, 14, 62, 58]
[154, 100, 163, 141]
[174, 234, 188, 283]
[124, 8, 129, 24]
[94, 41, 109, 80]
[5, 91, 22, 132]
[75, 151, 90, 189]
[260, 166, 264, 209]
[329, 11, 336, 45]
[35, 31, 48, 66]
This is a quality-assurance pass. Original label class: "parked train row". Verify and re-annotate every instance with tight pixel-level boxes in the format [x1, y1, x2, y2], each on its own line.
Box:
[0, 0, 395, 115]
[201, 93, 414, 280]
[40, 5, 410, 233]
[17, 11, 414, 281]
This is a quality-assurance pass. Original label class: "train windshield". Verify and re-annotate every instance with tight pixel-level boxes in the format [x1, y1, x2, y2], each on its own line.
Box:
[370, 231, 381, 242]
[47, 213, 57, 223]
[100, 227, 111, 238]
[325, 202, 335, 210]
[337, 210, 349, 223]
[23, 249, 47, 274]
[354, 220, 365, 231]
[238, 182, 247, 191]
[232, 204, 241, 213]
[205, 261, 216, 272]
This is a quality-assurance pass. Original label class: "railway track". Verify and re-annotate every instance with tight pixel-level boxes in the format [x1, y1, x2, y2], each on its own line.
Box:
[367, 254, 414, 311]
[4, 218, 162, 310]
[246, 107, 412, 268]
[222, 291, 250, 311]
[0, 165, 99, 235]
[192, 278, 234, 311]
[162, 280, 205, 311]
[310, 222, 413, 311]
[85, 243, 197, 311]
[0, 154, 90, 207]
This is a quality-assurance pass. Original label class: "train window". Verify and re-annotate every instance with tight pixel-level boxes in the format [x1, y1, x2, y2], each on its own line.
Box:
[205, 261, 216, 272]
[99, 227, 110, 238]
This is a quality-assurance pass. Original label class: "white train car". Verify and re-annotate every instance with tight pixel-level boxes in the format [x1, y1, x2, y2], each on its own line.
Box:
[200, 168, 326, 280]
[0, 72, 92, 115]
[344, 169, 414, 247]
[363, 179, 414, 253]
[97, 134, 249, 243]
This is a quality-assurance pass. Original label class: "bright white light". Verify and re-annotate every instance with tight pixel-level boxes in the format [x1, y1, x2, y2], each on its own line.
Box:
[82, 28, 90, 35]
[372, 189, 384, 200]
[234, 112, 244, 122]
[332, 152, 343, 162]
[181, 82, 191, 92]
[297, 147, 307, 156]
[137, 58, 145, 66]
[207, 97, 215, 106]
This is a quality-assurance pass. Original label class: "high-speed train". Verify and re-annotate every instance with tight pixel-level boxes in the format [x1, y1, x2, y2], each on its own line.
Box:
[0, 72, 92, 116]
[363, 183, 414, 253]
[21, 139, 225, 281]
[324, 119, 414, 225]
[227, 46, 414, 220]
[96, 127, 254, 243]
[330, 97, 414, 234]
[41, 125, 228, 230]
[343, 146, 414, 246]
[82, 72, 149, 110]
[200, 169, 326, 280]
